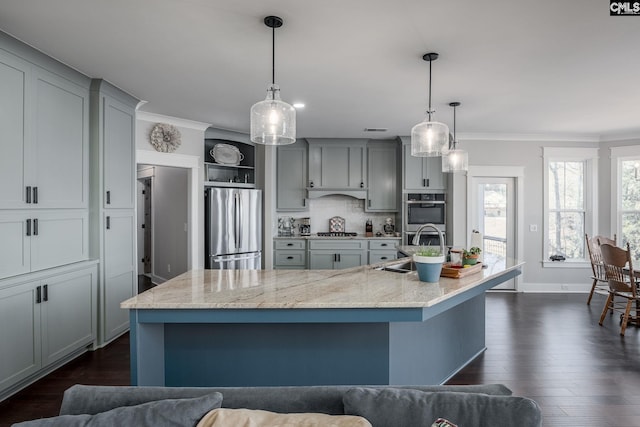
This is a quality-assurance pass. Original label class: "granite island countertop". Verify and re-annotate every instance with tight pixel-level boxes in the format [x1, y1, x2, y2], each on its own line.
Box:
[121, 258, 524, 310]
[273, 234, 402, 240]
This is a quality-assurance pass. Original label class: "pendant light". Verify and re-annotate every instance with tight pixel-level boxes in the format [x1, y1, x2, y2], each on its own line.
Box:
[250, 16, 296, 145]
[442, 102, 468, 173]
[411, 53, 449, 157]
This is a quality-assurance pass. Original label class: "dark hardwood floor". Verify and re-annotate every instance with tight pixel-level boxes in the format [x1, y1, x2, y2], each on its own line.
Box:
[1, 292, 639, 426]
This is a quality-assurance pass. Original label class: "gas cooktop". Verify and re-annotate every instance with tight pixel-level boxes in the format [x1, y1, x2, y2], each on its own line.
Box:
[317, 232, 358, 237]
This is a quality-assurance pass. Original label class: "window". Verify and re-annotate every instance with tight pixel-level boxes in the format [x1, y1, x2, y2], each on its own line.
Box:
[543, 147, 598, 266]
[611, 146, 640, 260]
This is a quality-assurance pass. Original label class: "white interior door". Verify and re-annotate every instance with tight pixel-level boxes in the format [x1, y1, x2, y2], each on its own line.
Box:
[471, 177, 516, 290]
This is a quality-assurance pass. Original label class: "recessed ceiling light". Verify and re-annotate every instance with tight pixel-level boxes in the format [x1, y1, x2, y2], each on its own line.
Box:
[293, 103, 305, 109]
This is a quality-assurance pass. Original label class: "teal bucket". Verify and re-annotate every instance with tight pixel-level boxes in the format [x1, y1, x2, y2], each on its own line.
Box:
[415, 261, 443, 282]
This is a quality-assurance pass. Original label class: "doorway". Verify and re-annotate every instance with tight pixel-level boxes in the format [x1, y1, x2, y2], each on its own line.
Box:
[467, 166, 523, 291]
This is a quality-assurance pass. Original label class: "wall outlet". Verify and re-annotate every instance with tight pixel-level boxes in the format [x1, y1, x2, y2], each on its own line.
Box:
[529, 224, 538, 232]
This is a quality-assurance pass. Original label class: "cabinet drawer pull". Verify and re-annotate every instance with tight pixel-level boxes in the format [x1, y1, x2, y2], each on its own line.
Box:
[106, 190, 111, 204]
[43, 284, 48, 302]
[26, 219, 32, 236]
[106, 216, 111, 230]
[423, 178, 426, 187]
[381, 243, 388, 247]
[287, 256, 294, 260]
[426, 178, 430, 187]
[36, 286, 42, 304]
[33, 218, 38, 236]
[381, 256, 388, 260]
[32, 187, 38, 204]
[287, 243, 294, 246]
[26, 186, 32, 204]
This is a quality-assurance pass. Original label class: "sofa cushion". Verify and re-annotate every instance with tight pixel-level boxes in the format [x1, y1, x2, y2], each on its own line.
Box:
[59, 384, 512, 416]
[196, 408, 372, 427]
[12, 393, 222, 427]
[343, 387, 542, 427]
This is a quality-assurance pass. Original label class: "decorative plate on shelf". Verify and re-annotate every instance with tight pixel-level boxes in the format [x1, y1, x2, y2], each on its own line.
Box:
[210, 143, 244, 166]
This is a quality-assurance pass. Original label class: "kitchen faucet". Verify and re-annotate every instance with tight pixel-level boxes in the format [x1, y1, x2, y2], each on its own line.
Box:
[412, 223, 445, 255]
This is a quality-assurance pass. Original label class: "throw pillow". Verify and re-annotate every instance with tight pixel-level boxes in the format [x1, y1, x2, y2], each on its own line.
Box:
[343, 387, 542, 427]
[197, 408, 373, 427]
[11, 392, 223, 427]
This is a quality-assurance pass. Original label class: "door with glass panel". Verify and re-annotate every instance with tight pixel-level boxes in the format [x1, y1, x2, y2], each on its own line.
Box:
[472, 177, 516, 290]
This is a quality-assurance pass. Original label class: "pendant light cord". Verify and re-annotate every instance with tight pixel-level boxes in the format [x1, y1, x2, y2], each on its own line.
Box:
[271, 25, 276, 85]
[452, 104, 456, 150]
[427, 59, 432, 121]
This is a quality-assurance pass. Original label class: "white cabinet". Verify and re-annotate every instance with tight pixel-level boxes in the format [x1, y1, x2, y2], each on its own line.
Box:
[366, 141, 399, 212]
[403, 142, 446, 190]
[0, 211, 89, 280]
[0, 49, 89, 210]
[307, 139, 367, 192]
[90, 79, 139, 345]
[0, 263, 97, 395]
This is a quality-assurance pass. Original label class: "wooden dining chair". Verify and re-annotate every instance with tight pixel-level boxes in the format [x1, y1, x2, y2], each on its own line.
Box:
[599, 242, 640, 336]
[585, 234, 616, 305]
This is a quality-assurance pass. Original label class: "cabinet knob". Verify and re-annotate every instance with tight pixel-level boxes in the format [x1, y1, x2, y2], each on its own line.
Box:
[309, 181, 314, 188]
[360, 182, 364, 188]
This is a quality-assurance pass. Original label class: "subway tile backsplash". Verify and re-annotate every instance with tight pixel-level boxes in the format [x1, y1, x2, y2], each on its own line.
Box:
[277, 195, 397, 236]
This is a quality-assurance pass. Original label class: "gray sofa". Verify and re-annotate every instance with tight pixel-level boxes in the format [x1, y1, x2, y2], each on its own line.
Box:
[16, 383, 543, 427]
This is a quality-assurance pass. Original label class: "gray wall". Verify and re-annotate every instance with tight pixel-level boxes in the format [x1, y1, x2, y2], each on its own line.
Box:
[450, 137, 600, 290]
[150, 165, 189, 281]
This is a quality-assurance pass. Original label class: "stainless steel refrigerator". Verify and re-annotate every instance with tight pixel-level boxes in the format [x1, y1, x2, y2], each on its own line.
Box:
[205, 187, 262, 269]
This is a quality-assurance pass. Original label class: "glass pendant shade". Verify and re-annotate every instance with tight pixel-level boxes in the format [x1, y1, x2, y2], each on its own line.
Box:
[250, 84, 296, 145]
[442, 147, 468, 173]
[410, 119, 450, 157]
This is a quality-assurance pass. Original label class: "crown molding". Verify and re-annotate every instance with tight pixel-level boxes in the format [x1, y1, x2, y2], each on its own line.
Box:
[456, 132, 600, 143]
[136, 110, 211, 132]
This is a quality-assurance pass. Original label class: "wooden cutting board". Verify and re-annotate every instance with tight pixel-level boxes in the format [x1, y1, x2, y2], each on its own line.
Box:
[441, 262, 483, 278]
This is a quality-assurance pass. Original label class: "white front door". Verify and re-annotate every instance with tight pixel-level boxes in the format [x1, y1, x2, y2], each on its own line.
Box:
[471, 177, 516, 290]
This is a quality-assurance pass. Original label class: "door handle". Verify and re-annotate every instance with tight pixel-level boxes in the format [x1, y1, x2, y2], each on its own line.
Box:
[26, 186, 32, 204]
[33, 187, 38, 204]
[26, 219, 32, 236]
[43, 284, 48, 302]
[33, 218, 38, 236]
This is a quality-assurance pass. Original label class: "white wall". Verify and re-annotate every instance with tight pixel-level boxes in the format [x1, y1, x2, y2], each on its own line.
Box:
[136, 111, 209, 270]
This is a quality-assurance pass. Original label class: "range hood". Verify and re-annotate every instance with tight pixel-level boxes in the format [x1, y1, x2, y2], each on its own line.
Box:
[307, 188, 367, 200]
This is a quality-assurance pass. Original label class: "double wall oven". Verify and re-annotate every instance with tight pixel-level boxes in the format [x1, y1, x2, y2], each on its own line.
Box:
[404, 193, 446, 245]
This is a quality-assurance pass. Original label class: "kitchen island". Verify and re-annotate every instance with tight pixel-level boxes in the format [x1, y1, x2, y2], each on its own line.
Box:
[122, 258, 522, 387]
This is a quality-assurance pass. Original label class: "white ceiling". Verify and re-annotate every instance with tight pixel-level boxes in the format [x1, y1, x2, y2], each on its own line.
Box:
[1, 0, 638, 140]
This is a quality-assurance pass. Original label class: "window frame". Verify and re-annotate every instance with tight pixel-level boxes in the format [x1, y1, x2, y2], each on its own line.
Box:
[542, 147, 598, 268]
[610, 145, 640, 252]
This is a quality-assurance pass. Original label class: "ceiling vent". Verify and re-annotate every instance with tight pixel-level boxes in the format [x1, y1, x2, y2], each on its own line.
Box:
[364, 128, 388, 132]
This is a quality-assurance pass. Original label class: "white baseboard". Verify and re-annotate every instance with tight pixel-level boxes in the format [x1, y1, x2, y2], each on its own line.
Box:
[518, 282, 592, 293]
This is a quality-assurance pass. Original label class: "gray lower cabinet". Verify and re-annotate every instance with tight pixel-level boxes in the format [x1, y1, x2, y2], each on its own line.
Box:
[308, 240, 367, 270]
[366, 141, 398, 212]
[368, 239, 401, 264]
[402, 142, 446, 190]
[276, 141, 308, 211]
[102, 210, 136, 343]
[273, 239, 307, 269]
[0, 262, 97, 398]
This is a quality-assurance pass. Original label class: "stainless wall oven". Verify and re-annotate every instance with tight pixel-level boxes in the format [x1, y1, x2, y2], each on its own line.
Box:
[404, 193, 446, 246]
[405, 193, 446, 232]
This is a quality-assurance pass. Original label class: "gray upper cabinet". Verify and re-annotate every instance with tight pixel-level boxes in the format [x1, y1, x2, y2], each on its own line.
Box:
[277, 140, 308, 211]
[0, 50, 89, 210]
[402, 141, 446, 190]
[307, 139, 367, 191]
[94, 81, 136, 210]
[366, 141, 398, 212]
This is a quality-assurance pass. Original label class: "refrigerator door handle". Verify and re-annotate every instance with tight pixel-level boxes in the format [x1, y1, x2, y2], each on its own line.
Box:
[233, 192, 240, 251]
[213, 253, 260, 263]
